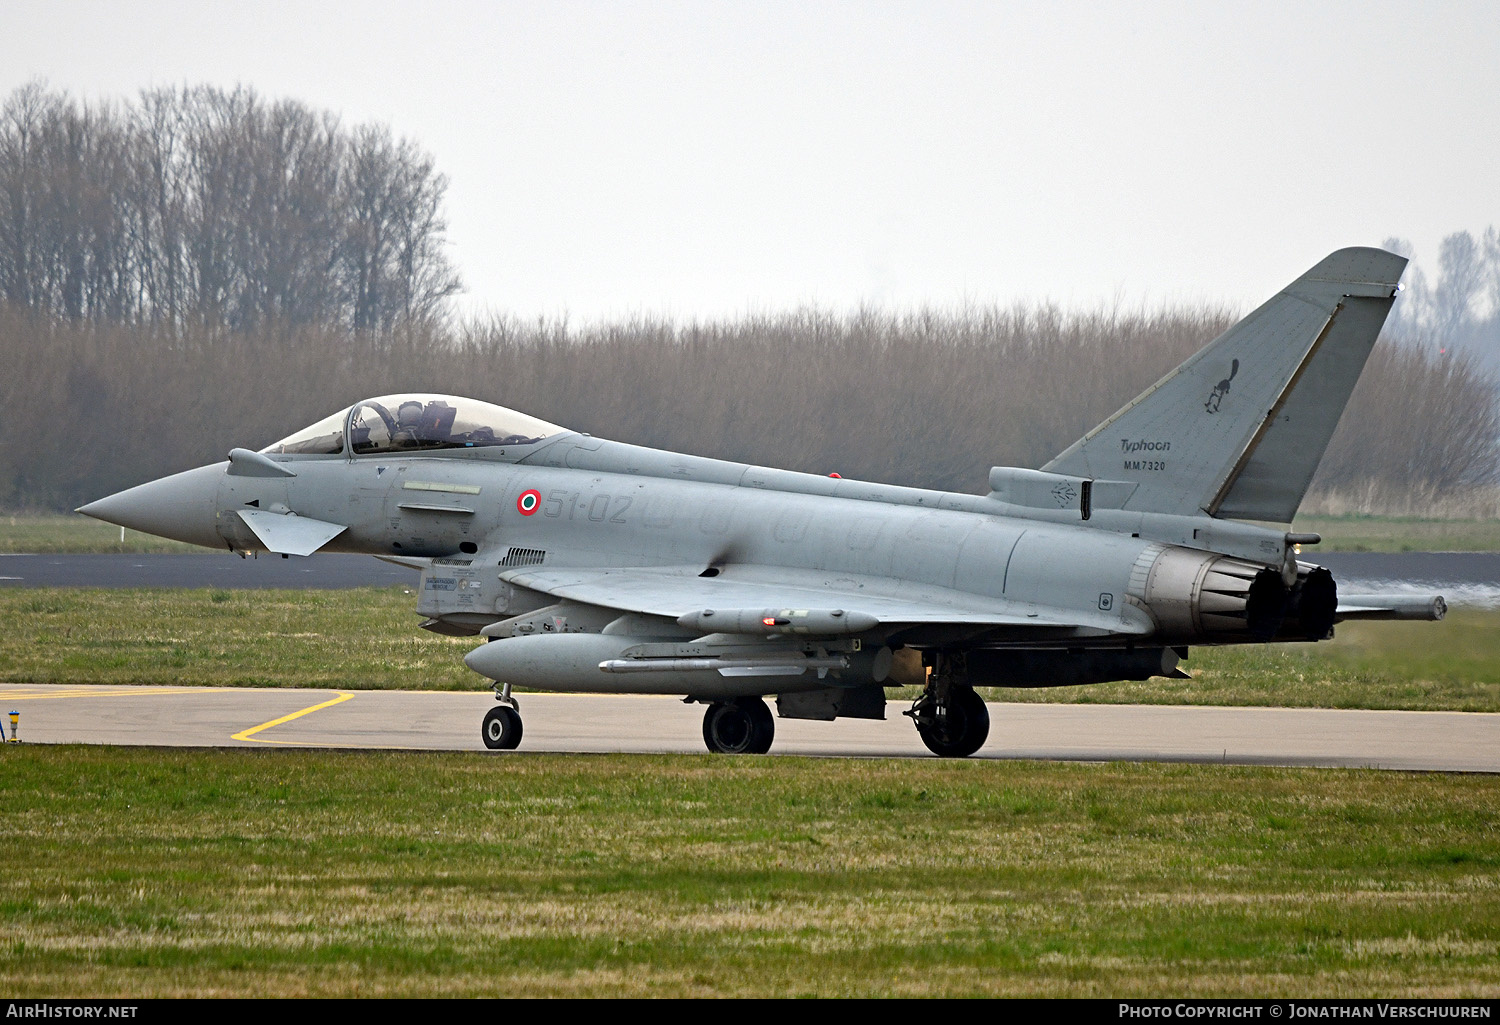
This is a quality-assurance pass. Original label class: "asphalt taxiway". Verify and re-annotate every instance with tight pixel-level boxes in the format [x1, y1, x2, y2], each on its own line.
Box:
[2, 684, 1495, 771]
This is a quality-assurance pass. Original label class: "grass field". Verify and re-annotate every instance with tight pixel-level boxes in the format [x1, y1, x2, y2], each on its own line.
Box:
[4, 587, 476, 691]
[5, 587, 1497, 711]
[8, 511, 1500, 553]
[1, 746, 1496, 997]
[1291, 514, 1500, 553]
[0, 513, 200, 554]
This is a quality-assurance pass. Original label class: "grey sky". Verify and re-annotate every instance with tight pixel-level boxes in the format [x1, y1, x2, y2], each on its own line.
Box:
[4, 0, 1496, 322]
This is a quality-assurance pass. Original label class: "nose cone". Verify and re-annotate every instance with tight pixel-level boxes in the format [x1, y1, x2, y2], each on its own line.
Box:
[77, 463, 228, 549]
[464, 641, 503, 679]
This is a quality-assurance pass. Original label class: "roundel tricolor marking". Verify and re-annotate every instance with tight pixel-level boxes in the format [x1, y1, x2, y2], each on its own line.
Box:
[516, 489, 541, 515]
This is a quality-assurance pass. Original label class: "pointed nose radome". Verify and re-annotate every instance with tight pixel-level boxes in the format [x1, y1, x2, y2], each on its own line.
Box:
[77, 462, 227, 549]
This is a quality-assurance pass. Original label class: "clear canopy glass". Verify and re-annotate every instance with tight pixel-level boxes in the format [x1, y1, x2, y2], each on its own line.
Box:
[262, 409, 346, 455]
[261, 394, 566, 456]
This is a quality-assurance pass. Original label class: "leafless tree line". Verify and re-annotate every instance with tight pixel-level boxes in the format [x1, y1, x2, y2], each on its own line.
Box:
[1316, 341, 1500, 506]
[3, 300, 1493, 515]
[0, 81, 460, 333]
[1384, 230, 1500, 374]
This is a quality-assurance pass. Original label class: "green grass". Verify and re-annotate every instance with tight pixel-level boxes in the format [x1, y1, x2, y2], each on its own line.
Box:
[2, 587, 478, 691]
[0, 747, 1496, 997]
[1291, 514, 1500, 553]
[4, 588, 1497, 711]
[8, 511, 1500, 553]
[0, 513, 200, 553]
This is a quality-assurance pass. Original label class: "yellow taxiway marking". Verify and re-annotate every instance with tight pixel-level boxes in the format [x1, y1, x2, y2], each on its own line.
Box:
[0, 687, 225, 700]
[232, 692, 355, 745]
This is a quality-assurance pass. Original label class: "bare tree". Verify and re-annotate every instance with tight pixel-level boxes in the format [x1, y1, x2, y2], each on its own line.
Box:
[0, 81, 58, 310]
[340, 124, 460, 333]
[1485, 227, 1500, 329]
[1432, 230, 1485, 343]
[0, 81, 461, 333]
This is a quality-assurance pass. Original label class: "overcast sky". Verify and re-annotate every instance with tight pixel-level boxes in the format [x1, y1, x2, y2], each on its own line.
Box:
[4, 0, 1496, 323]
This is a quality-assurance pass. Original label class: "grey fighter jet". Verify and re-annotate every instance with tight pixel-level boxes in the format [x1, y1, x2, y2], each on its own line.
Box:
[79, 248, 1445, 756]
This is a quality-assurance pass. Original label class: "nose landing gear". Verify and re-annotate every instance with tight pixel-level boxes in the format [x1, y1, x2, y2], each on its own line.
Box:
[481, 681, 523, 751]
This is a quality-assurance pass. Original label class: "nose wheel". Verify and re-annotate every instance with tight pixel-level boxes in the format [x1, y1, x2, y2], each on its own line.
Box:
[482, 704, 523, 750]
[482, 680, 523, 751]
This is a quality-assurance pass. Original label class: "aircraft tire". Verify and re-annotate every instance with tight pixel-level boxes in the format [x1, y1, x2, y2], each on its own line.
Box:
[745, 697, 775, 755]
[482, 705, 523, 751]
[702, 698, 775, 755]
[916, 688, 989, 758]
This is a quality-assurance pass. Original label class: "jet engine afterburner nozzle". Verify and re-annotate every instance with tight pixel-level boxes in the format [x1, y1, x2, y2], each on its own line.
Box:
[1286, 564, 1338, 641]
[1131, 545, 1289, 641]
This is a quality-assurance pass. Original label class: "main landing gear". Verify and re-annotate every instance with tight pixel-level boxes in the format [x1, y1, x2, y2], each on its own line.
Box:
[700, 697, 775, 755]
[481, 681, 523, 751]
[904, 652, 990, 758]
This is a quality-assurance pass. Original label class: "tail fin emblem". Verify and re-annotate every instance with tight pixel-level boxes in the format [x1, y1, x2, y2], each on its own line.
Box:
[1204, 359, 1240, 413]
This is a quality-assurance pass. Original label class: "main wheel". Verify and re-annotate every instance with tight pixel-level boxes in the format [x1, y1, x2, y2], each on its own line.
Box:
[481, 704, 523, 751]
[744, 698, 775, 755]
[702, 698, 775, 754]
[915, 688, 989, 758]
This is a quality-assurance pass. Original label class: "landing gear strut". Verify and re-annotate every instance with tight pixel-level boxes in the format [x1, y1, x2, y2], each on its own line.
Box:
[904, 652, 990, 758]
[481, 680, 523, 751]
[701, 697, 775, 754]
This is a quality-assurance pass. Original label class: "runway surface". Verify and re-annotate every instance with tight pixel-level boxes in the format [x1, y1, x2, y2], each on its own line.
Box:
[2, 684, 1495, 771]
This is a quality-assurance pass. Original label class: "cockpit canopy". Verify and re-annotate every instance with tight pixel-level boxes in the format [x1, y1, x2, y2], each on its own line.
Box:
[261, 394, 566, 456]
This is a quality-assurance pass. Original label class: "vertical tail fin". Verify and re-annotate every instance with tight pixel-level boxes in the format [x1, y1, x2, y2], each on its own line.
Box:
[1043, 247, 1406, 523]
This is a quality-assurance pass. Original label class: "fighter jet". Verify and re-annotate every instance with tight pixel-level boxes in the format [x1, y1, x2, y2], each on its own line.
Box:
[79, 248, 1445, 756]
